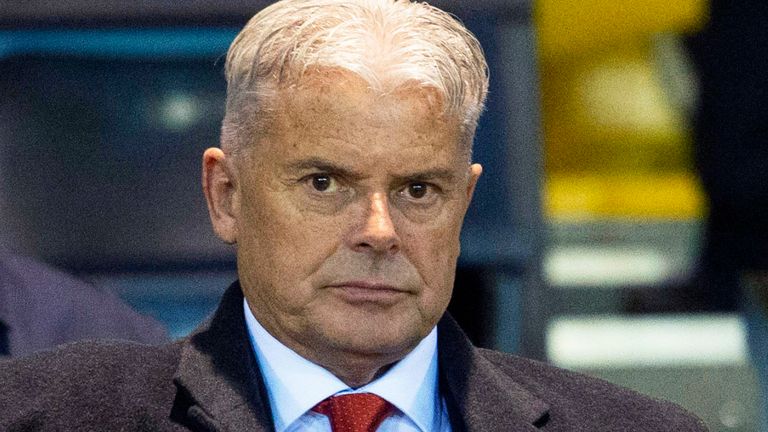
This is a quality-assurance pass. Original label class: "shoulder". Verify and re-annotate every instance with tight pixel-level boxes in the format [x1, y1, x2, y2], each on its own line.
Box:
[1, 253, 97, 298]
[476, 348, 709, 431]
[0, 253, 167, 350]
[0, 339, 183, 429]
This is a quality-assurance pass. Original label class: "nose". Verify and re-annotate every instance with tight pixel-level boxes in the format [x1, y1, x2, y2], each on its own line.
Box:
[350, 192, 401, 255]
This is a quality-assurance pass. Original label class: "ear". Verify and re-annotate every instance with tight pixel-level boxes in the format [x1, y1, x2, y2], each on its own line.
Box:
[466, 163, 483, 202]
[202, 148, 238, 244]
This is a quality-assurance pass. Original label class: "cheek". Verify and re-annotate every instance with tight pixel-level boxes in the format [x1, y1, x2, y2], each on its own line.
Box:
[403, 216, 462, 293]
[239, 193, 343, 279]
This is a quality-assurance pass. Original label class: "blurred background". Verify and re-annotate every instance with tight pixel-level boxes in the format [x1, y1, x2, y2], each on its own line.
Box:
[0, 0, 765, 430]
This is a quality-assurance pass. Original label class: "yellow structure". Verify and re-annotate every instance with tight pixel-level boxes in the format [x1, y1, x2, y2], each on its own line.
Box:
[535, 0, 709, 220]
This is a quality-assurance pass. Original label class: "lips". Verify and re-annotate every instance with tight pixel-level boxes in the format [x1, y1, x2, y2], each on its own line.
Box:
[326, 281, 407, 304]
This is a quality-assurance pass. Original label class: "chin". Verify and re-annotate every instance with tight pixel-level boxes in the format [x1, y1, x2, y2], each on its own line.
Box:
[332, 319, 425, 358]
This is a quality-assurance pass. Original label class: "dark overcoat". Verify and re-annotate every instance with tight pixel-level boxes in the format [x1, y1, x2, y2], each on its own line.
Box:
[0, 282, 708, 431]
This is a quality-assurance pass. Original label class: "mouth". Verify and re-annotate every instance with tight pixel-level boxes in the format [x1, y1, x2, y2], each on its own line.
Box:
[326, 281, 407, 304]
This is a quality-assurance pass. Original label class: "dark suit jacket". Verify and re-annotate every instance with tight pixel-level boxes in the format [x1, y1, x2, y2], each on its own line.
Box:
[0, 252, 167, 357]
[0, 281, 708, 431]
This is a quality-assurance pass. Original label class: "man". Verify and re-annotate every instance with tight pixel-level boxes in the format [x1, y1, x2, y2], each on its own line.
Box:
[0, 251, 167, 356]
[0, 1, 708, 430]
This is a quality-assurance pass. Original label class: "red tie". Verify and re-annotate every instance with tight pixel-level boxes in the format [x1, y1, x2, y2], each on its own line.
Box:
[312, 393, 395, 432]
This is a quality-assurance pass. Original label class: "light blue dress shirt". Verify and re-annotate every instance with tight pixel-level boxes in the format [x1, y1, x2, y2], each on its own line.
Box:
[244, 300, 452, 432]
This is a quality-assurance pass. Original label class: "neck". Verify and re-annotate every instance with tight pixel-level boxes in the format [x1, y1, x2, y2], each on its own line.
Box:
[315, 355, 399, 388]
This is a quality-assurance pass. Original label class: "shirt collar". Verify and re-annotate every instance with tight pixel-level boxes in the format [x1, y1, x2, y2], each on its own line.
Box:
[244, 299, 441, 432]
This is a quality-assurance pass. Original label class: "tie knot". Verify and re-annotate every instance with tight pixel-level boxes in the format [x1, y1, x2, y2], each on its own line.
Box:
[313, 393, 395, 432]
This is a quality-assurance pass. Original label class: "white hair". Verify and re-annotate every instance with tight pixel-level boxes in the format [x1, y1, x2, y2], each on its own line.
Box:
[221, 0, 489, 154]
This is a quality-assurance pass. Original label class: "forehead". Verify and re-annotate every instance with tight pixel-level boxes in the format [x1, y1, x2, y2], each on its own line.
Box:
[257, 72, 464, 158]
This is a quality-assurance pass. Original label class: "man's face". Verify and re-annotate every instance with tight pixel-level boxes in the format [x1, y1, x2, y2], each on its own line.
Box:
[214, 74, 480, 375]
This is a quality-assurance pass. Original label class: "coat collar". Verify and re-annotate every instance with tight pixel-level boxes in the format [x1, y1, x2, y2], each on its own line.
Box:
[174, 281, 549, 432]
[437, 314, 550, 431]
[173, 281, 274, 432]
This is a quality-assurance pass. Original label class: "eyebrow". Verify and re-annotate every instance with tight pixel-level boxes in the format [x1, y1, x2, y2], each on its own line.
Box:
[285, 158, 364, 180]
[391, 168, 459, 184]
[285, 157, 459, 183]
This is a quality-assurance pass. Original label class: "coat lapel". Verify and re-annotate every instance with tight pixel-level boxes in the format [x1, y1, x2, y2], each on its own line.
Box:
[173, 281, 274, 432]
[438, 315, 550, 432]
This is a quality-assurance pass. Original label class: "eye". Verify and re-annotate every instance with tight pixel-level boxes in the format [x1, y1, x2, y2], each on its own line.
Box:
[406, 182, 429, 199]
[398, 181, 438, 202]
[306, 173, 342, 193]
